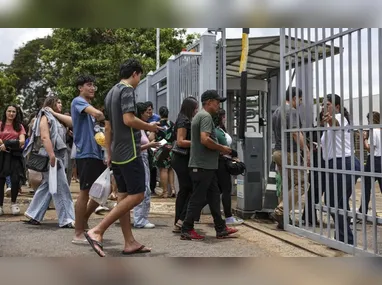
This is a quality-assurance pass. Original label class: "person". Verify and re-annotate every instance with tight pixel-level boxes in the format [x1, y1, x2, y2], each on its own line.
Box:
[84, 59, 161, 257]
[213, 109, 244, 225]
[146, 101, 160, 195]
[321, 93, 360, 245]
[133, 102, 161, 228]
[64, 111, 74, 186]
[359, 112, 382, 215]
[271, 87, 310, 230]
[180, 90, 238, 241]
[172, 97, 199, 233]
[146, 101, 161, 123]
[70, 75, 107, 244]
[153, 106, 176, 198]
[0, 105, 26, 216]
[301, 110, 325, 226]
[23, 96, 75, 228]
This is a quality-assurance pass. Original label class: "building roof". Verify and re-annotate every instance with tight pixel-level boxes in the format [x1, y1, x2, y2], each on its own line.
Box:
[221, 35, 342, 79]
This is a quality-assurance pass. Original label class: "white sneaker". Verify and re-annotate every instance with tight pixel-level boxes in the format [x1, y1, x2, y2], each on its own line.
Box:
[143, 222, 155, 229]
[11, 204, 20, 215]
[0, 206, 3, 216]
[225, 216, 244, 225]
[5, 188, 11, 197]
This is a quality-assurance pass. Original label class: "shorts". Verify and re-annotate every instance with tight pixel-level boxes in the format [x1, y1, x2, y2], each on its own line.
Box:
[111, 157, 145, 195]
[76, 158, 106, 190]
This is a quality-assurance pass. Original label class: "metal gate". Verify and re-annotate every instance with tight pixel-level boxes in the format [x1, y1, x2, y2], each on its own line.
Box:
[279, 28, 382, 256]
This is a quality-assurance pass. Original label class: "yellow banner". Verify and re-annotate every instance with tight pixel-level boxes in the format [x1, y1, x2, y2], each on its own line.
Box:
[239, 33, 249, 74]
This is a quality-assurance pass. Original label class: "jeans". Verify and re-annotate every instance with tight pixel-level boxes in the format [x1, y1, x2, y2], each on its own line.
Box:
[302, 151, 325, 224]
[216, 156, 233, 218]
[5, 176, 11, 188]
[359, 155, 382, 214]
[172, 154, 193, 225]
[182, 168, 226, 233]
[25, 159, 75, 227]
[133, 152, 151, 227]
[325, 156, 361, 245]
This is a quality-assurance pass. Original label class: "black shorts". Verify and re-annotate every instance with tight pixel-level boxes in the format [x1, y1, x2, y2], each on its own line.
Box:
[112, 157, 145, 195]
[76, 158, 106, 190]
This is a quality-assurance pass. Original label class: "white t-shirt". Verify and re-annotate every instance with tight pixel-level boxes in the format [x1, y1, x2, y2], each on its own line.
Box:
[225, 132, 233, 147]
[368, 129, 382, 157]
[321, 113, 352, 161]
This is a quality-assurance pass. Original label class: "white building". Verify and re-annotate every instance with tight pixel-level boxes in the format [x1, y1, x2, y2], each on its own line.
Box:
[343, 94, 380, 126]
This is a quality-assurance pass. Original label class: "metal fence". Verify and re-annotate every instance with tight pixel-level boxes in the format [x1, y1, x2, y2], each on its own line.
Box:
[169, 52, 201, 122]
[279, 28, 382, 256]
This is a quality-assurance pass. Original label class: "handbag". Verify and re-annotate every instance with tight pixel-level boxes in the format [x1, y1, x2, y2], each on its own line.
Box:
[171, 142, 189, 156]
[26, 152, 49, 173]
[25, 136, 49, 173]
[224, 157, 246, 176]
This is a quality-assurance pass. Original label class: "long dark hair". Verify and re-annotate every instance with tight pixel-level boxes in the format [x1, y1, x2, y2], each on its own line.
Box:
[326, 94, 351, 125]
[178, 97, 198, 121]
[213, 109, 227, 132]
[1, 104, 23, 132]
[136, 102, 148, 120]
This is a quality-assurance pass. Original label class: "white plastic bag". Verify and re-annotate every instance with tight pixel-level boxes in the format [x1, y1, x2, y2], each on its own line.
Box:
[49, 159, 57, 194]
[70, 144, 77, 159]
[89, 168, 111, 206]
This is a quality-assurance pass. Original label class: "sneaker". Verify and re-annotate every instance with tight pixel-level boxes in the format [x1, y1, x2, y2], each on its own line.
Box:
[11, 204, 20, 215]
[270, 212, 284, 230]
[180, 229, 205, 240]
[216, 226, 239, 239]
[95, 205, 110, 214]
[5, 188, 11, 197]
[225, 216, 244, 225]
[143, 222, 155, 229]
[0, 206, 3, 216]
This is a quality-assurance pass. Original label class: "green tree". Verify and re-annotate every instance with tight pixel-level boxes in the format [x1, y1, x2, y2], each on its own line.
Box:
[41, 28, 198, 109]
[0, 69, 19, 111]
[8, 37, 53, 113]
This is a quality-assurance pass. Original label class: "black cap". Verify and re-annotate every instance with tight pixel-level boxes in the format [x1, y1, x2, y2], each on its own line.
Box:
[201, 90, 227, 103]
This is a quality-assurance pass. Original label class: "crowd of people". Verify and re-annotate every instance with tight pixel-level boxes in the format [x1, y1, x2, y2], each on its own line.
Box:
[271, 87, 382, 246]
[0, 58, 243, 257]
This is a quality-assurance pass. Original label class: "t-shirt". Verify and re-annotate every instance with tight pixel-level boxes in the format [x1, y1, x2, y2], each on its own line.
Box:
[70, 96, 103, 160]
[104, 82, 141, 164]
[215, 127, 228, 146]
[0, 122, 26, 141]
[141, 130, 149, 154]
[368, 128, 382, 157]
[148, 113, 160, 123]
[175, 113, 191, 141]
[189, 109, 219, 170]
[273, 103, 300, 152]
[321, 113, 352, 161]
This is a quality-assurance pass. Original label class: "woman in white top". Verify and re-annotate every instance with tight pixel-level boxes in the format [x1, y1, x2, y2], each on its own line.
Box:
[360, 112, 382, 214]
[321, 94, 361, 245]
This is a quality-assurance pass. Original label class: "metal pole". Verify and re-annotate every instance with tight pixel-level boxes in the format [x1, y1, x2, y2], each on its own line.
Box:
[156, 28, 160, 70]
[238, 28, 249, 140]
[222, 28, 227, 103]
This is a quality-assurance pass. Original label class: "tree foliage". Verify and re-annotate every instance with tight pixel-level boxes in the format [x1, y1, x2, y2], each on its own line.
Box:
[41, 28, 198, 109]
[0, 68, 18, 111]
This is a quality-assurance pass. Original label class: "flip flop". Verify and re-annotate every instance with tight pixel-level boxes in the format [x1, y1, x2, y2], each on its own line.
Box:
[121, 245, 151, 255]
[84, 232, 105, 257]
